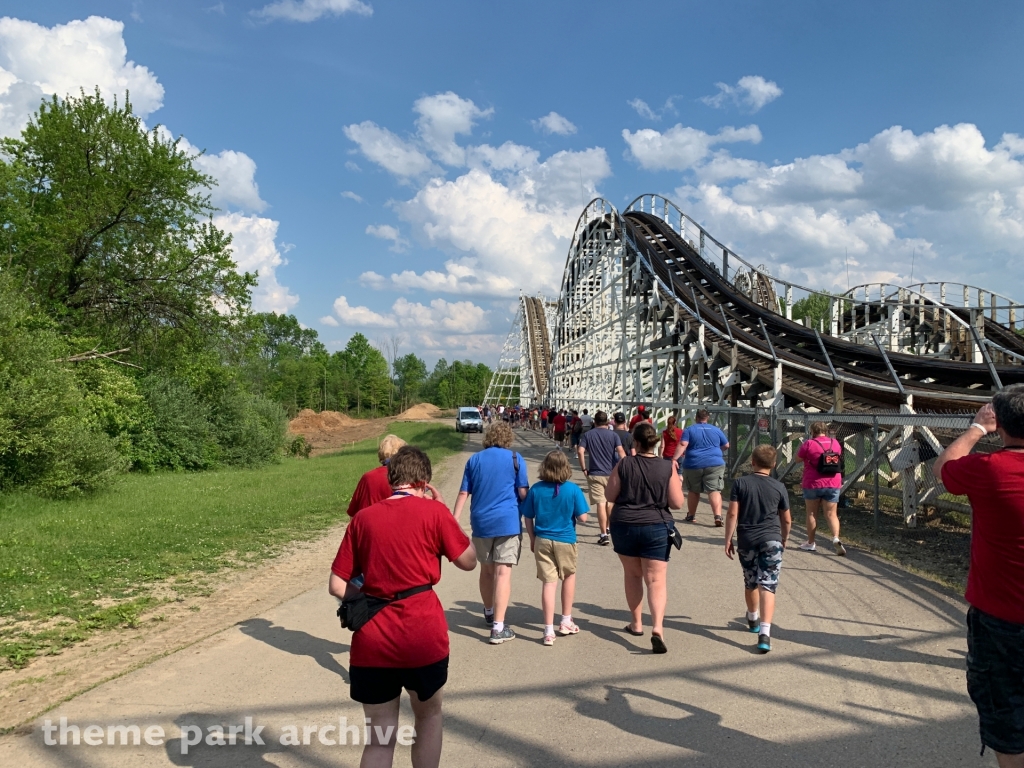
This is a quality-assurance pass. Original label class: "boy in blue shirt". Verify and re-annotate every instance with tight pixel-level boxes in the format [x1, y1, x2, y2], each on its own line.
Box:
[453, 421, 529, 644]
[522, 450, 589, 646]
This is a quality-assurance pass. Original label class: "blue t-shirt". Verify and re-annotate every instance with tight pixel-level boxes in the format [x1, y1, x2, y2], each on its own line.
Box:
[460, 447, 529, 538]
[680, 423, 728, 469]
[520, 481, 589, 544]
[579, 427, 623, 476]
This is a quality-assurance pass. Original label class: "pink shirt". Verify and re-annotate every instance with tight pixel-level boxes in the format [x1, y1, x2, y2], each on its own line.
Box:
[798, 436, 842, 489]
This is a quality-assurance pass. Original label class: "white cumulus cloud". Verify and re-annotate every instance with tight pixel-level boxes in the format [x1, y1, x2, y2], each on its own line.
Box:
[0, 15, 164, 138]
[343, 120, 437, 178]
[657, 121, 1024, 296]
[533, 111, 577, 136]
[328, 295, 488, 335]
[252, 0, 372, 23]
[365, 223, 409, 252]
[341, 190, 363, 202]
[344, 92, 612, 299]
[701, 75, 783, 113]
[216, 213, 299, 314]
[623, 124, 762, 172]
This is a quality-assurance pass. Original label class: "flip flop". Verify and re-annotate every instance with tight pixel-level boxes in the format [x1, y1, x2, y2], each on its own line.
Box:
[651, 634, 667, 654]
[684, 515, 696, 523]
[622, 625, 644, 636]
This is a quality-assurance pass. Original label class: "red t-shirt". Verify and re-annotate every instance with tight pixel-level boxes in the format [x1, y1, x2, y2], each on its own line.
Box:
[661, 427, 682, 458]
[629, 413, 651, 429]
[346, 465, 392, 517]
[553, 414, 566, 432]
[942, 450, 1024, 624]
[541, 410, 548, 421]
[332, 496, 470, 667]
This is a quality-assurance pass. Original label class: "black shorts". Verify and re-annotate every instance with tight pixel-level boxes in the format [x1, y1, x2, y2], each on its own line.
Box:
[967, 607, 1024, 755]
[350, 656, 449, 705]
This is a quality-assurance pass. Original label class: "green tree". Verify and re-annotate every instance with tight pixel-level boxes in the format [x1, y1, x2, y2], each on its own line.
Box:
[0, 89, 253, 359]
[790, 293, 832, 328]
[394, 353, 427, 410]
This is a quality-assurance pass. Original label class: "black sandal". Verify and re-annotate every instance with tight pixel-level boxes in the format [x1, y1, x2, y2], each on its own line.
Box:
[714, 516, 723, 527]
[684, 515, 696, 523]
[622, 625, 644, 636]
[651, 634, 667, 654]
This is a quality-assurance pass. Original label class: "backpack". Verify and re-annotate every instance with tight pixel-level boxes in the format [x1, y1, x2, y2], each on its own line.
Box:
[572, 418, 583, 435]
[814, 437, 842, 476]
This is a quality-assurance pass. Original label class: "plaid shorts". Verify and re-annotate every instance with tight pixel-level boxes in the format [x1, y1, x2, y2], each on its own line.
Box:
[738, 541, 784, 593]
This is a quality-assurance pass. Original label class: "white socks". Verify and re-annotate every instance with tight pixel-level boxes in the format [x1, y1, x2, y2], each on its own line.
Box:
[544, 624, 554, 636]
[492, 621, 504, 632]
[759, 622, 772, 637]
[746, 611, 759, 622]
[561, 615, 572, 625]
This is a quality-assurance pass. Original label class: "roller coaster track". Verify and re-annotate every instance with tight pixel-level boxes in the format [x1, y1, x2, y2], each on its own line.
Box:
[484, 294, 554, 406]
[539, 194, 1023, 416]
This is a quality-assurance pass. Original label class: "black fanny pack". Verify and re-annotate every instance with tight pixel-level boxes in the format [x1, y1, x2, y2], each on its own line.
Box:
[337, 584, 433, 632]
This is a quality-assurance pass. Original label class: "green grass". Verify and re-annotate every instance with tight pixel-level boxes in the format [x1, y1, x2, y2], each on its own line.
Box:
[0, 422, 463, 668]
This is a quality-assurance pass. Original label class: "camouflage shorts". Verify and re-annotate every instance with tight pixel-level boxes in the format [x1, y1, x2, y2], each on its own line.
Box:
[738, 541, 784, 593]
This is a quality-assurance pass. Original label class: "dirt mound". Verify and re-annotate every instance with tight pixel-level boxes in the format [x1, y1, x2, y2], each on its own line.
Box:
[397, 403, 443, 420]
[289, 409, 358, 432]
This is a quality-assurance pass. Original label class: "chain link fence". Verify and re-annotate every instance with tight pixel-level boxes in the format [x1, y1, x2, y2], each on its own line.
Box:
[694, 405, 996, 531]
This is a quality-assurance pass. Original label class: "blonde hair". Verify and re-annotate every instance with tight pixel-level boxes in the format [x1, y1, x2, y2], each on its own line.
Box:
[378, 434, 407, 463]
[483, 421, 514, 449]
[538, 450, 572, 483]
[810, 421, 829, 437]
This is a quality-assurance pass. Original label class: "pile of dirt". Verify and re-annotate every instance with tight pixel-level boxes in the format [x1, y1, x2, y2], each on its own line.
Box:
[289, 409, 359, 432]
[288, 409, 388, 455]
[397, 403, 443, 420]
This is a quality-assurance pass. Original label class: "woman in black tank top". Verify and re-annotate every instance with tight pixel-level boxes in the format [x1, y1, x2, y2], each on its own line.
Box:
[605, 422, 685, 654]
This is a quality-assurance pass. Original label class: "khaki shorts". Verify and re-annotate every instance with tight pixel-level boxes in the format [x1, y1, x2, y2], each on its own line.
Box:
[534, 538, 578, 582]
[473, 535, 522, 566]
[587, 474, 610, 504]
[683, 465, 725, 494]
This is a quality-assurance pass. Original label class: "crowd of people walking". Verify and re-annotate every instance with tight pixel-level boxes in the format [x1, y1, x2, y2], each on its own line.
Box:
[329, 385, 1024, 768]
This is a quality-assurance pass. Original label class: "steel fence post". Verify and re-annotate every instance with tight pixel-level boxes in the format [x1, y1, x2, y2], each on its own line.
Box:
[873, 416, 880, 531]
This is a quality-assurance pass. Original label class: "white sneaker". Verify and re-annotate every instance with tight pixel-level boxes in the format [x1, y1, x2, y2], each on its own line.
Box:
[833, 539, 847, 556]
[798, 541, 817, 551]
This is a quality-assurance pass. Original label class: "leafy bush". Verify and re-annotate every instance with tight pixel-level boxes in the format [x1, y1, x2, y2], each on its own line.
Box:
[209, 387, 287, 467]
[72, 361, 159, 471]
[140, 376, 218, 471]
[0, 275, 125, 496]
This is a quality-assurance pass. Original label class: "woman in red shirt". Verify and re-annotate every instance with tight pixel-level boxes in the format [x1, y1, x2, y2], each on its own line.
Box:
[661, 416, 683, 460]
[346, 434, 407, 517]
[329, 447, 476, 768]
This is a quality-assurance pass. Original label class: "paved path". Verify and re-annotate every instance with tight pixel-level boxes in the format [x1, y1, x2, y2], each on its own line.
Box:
[1, 429, 979, 766]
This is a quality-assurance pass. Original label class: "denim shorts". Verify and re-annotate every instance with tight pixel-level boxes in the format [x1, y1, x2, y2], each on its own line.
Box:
[610, 522, 674, 562]
[803, 487, 840, 503]
[967, 606, 1024, 755]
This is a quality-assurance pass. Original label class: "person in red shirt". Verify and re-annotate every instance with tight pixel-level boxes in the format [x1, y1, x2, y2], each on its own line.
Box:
[552, 410, 567, 448]
[329, 446, 476, 768]
[346, 434, 407, 517]
[934, 385, 1024, 764]
[661, 416, 682, 460]
[629, 405, 652, 430]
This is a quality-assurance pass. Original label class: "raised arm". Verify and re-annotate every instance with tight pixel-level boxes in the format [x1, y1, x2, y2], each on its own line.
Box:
[934, 403, 996, 480]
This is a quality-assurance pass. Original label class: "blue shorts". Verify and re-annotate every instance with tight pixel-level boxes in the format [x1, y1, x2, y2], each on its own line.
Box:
[610, 522, 674, 562]
[803, 487, 840, 503]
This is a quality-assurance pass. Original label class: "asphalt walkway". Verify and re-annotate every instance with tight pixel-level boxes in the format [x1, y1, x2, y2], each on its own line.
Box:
[0, 428, 979, 766]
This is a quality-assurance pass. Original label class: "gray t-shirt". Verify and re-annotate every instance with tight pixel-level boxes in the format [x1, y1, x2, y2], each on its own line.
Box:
[729, 473, 790, 550]
[579, 427, 622, 476]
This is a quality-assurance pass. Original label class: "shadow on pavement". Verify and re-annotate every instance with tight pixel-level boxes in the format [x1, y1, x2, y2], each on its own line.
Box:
[238, 619, 350, 682]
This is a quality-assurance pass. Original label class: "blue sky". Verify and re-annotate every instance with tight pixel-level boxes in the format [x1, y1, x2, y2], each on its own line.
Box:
[3, 1, 1024, 364]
